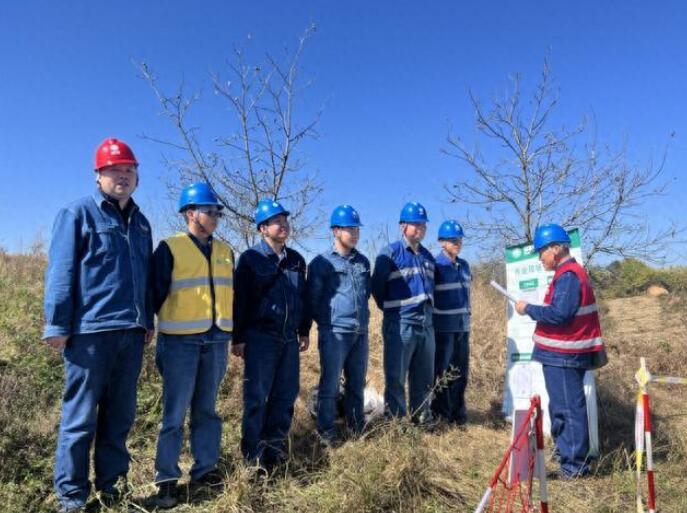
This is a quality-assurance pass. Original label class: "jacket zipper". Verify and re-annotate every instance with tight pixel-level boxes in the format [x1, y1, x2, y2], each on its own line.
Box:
[282, 264, 289, 337]
[123, 207, 142, 327]
[349, 259, 360, 333]
[208, 245, 216, 326]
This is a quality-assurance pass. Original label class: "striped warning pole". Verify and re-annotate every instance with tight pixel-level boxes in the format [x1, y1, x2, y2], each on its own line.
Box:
[634, 389, 645, 513]
[635, 357, 687, 512]
[635, 357, 658, 513]
[532, 395, 549, 513]
[642, 390, 656, 513]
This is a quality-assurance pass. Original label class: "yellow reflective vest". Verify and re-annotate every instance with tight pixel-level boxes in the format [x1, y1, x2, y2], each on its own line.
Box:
[158, 233, 234, 335]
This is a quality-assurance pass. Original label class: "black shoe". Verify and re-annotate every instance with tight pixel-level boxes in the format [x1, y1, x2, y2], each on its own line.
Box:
[58, 504, 85, 513]
[546, 469, 589, 481]
[156, 480, 178, 509]
[191, 469, 225, 488]
[99, 491, 122, 509]
[317, 433, 335, 450]
[414, 412, 439, 432]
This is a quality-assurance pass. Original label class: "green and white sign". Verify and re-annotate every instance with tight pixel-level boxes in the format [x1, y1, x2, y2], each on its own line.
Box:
[501, 228, 599, 456]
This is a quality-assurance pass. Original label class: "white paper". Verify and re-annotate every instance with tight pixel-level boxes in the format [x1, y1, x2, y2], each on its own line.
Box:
[490, 280, 518, 303]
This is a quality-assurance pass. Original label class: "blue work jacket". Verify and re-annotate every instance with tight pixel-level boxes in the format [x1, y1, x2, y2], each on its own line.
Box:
[43, 191, 154, 338]
[307, 248, 371, 333]
[233, 239, 311, 343]
[371, 239, 435, 325]
[433, 251, 471, 333]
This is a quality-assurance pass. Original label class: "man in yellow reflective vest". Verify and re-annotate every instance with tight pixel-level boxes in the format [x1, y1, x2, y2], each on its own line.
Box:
[152, 183, 233, 508]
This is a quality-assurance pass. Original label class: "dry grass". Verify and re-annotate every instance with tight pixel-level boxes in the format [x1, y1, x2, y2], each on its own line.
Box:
[1, 253, 686, 512]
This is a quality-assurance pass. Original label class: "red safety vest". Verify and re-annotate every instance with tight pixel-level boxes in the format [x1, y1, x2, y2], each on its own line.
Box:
[533, 259, 604, 354]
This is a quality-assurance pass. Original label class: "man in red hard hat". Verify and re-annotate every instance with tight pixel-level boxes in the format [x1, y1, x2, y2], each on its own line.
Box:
[43, 138, 154, 512]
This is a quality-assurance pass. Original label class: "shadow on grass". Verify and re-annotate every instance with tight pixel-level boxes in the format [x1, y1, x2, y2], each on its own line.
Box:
[466, 399, 510, 430]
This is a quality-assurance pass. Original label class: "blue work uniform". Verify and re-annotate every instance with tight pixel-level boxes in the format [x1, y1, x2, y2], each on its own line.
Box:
[431, 251, 471, 424]
[307, 248, 371, 441]
[371, 239, 435, 422]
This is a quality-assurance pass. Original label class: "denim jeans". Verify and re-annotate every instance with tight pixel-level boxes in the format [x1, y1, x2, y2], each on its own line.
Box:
[382, 319, 435, 420]
[241, 330, 300, 465]
[432, 331, 469, 423]
[542, 365, 591, 476]
[316, 330, 369, 440]
[154, 328, 229, 483]
[54, 329, 145, 511]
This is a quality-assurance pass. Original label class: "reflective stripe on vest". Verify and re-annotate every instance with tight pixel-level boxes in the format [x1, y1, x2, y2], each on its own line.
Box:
[159, 318, 234, 332]
[158, 233, 234, 335]
[383, 292, 432, 309]
[533, 334, 603, 351]
[435, 282, 466, 291]
[434, 306, 470, 315]
[576, 303, 598, 316]
[388, 267, 434, 281]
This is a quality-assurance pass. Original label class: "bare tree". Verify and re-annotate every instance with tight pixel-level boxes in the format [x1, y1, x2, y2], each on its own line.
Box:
[443, 61, 679, 264]
[137, 25, 323, 251]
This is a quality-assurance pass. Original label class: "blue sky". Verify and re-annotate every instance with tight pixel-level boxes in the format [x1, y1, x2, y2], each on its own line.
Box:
[1, 1, 685, 262]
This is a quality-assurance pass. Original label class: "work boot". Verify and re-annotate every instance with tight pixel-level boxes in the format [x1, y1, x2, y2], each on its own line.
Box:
[546, 468, 589, 481]
[317, 432, 335, 450]
[155, 480, 178, 509]
[99, 490, 123, 508]
[190, 469, 225, 488]
[414, 410, 439, 432]
[57, 503, 85, 513]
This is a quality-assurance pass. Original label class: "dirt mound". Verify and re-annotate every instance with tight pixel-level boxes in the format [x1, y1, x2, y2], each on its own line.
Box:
[647, 284, 669, 297]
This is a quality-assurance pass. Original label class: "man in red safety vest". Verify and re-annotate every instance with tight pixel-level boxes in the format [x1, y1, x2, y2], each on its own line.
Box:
[515, 224, 607, 479]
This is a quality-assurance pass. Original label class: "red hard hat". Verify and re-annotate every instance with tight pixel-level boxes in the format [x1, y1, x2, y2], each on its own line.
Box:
[94, 138, 138, 170]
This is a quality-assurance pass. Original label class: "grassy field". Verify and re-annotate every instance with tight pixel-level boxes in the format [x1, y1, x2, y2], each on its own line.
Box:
[1, 250, 686, 512]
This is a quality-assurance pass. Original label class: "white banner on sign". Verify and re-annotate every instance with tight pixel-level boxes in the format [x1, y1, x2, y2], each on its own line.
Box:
[501, 229, 599, 457]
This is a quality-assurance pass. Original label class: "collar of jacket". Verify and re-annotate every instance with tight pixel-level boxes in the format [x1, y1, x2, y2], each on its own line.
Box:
[329, 247, 359, 260]
[436, 251, 463, 267]
[186, 232, 213, 246]
[259, 238, 287, 260]
[401, 237, 426, 255]
[555, 256, 577, 270]
[92, 189, 138, 214]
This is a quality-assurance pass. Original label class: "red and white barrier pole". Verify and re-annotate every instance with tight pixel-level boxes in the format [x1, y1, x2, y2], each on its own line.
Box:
[634, 357, 687, 512]
[473, 396, 548, 513]
[642, 391, 656, 513]
[532, 396, 549, 513]
[473, 400, 537, 513]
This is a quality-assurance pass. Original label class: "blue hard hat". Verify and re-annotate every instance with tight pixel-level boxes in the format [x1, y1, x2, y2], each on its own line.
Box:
[330, 204, 362, 228]
[178, 183, 223, 213]
[399, 201, 429, 223]
[532, 223, 571, 251]
[438, 220, 465, 240]
[254, 198, 290, 228]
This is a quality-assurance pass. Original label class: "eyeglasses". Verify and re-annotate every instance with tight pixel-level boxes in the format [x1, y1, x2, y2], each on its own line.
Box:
[538, 245, 554, 257]
[197, 208, 224, 218]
